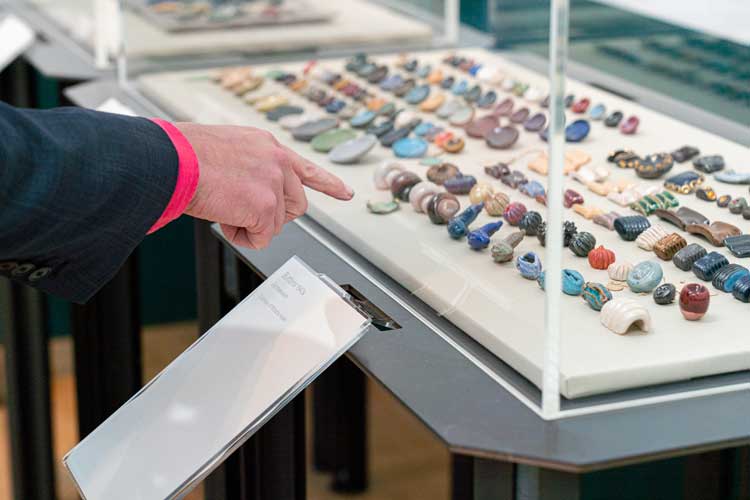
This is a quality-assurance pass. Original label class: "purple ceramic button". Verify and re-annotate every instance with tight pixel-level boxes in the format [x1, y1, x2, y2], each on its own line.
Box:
[620, 115, 639, 135]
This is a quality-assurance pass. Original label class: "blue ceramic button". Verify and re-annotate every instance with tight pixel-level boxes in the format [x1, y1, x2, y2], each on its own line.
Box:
[405, 84, 430, 104]
[325, 99, 346, 114]
[565, 119, 591, 142]
[413, 122, 435, 136]
[393, 137, 428, 158]
[469, 64, 482, 76]
[589, 103, 606, 120]
[477, 90, 497, 108]
[380, 74, 403, 91]
[350, 110, 376, 128]
[452, 79, 468, 96]
[417, 64, 432, 78]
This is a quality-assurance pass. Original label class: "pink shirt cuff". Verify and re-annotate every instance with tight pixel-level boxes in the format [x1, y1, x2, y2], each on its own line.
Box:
[148, 119, 200, 234]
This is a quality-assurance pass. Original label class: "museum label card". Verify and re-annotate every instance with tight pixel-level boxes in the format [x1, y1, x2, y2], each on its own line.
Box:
[64, 256, 370, 500]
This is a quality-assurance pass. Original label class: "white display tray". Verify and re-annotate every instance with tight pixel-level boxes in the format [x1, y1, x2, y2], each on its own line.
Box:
[139, 48, 750, 398]
[28, 0, 433, 58]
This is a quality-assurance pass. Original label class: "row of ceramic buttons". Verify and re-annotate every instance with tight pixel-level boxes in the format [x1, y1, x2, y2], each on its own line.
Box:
[0, 261, 52, 282]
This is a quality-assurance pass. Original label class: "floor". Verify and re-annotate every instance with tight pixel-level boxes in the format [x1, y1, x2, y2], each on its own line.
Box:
[0, 322, 449, 500]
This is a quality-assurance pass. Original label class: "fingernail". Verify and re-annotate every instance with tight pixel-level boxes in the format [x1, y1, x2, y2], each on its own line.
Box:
[347, 185, 355, 199]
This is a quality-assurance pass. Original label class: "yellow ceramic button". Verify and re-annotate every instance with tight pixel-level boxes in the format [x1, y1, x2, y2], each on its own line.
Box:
[419, 93, 445, 112]
[256, 95, 288, 112]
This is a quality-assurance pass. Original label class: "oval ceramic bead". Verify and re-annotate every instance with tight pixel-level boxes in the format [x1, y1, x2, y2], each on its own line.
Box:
[537, 269, 585, 296]
[519, 211, 543, 236]
[582, 282, 613, 311]
[673, 243, 708, 272]
[467, 221, 504, 250]
[373, 162, 405, 190]
[503, 202, 528, 226]
[516, 252, 543, 280]
[600, 298, 652, 335]
[426, 193, 460, 224]
[484, 192, 510, 216]
[614, 215, 651, 241]
[427, 163, 460, 185]
[653, 233, 687, 261]
[469, 183, 495, 204]
[408, 181, 441, 213]
[447, 203, 484, 239]
[627, 261, 663, 293]
[653, 283, 676, 305]
[490, 231, 524, 263]
[711, 264, 750, 293]
[588, 246, 616, 270]
[570, 232, 597, 257]
[732, 275, 750, 303]
[679, 284, 710, 320]
[635, 224, 669, 251]
[692, 252, 729, 281]
[608, 262, 633, 282]
[444, 175, 477, 195]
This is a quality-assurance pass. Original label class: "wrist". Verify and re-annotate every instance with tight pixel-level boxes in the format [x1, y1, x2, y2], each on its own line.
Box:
[147, 119, 200, 233]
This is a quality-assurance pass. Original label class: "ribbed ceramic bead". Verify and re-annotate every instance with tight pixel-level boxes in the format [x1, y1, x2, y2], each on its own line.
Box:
[711, 264, 750, 293]
[653, 283, 677, 304]
[582, 282, 613, 311]
[516, 252, 543, 280]
[588, 246, 616, 270]
[679, 283, 710, 320]
[519, 211, 543, 236]
[484, 192, 510, 216]
[608, 261, 633, 282]
[614, 215, 651, 241]
[635, 224, 669, 251]
[374, 161, 404, 189]
[600, 298, 652, 335]
[570, 232, 597, 257]
[653, 233, 687, 261]
[469, 183, 495, 204]
[426, 193, 460, 224]
[692, 252, 729, 281]
[627, 261, 664, 293]
[732, 275, 750, 303]
[673, 243, 708, 272]
[537, 269, 585, 296]
[503, 202, 528, 226]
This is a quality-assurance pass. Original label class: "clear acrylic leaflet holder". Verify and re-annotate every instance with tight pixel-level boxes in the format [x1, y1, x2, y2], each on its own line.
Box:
[63, 256, 371, 500]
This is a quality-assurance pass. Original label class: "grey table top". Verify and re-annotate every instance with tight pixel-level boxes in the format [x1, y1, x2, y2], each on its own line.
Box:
[214, 218, 750, 472]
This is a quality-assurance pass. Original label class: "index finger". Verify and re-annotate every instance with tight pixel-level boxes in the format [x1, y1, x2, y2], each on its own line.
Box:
[282, 146, 354, 201]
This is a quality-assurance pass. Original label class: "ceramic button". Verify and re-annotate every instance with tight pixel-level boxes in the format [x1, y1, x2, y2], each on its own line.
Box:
[266, 105, 304, 121]
[476, 90, 497, 108]
[494, 98, 514, 116]
[328, 134, 377, 164]
[620, 115, 639, 134]
[11, 263, 35, 277]
[565, 120, 591, 142]
[485, 126, 519, 149]
[311, 128, 357, 153]
[692, 155, 725, 174]
[393, 137, 428, 158]
[291, 118, 338, 142]
[405, 84, 430, 105]
[465, 115, 499, 138]
[589, 103, 606, 120]
[380, 127, 411, 147]
[28, 267, 51, 282]
[571, 97, 590, 114]
[523, 112, 546, 132]
[604, 111, 623, 127]
[350, 110, 377, 128]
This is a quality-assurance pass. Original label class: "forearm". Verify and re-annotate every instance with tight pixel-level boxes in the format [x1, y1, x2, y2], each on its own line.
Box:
[0, 102, 180, 303]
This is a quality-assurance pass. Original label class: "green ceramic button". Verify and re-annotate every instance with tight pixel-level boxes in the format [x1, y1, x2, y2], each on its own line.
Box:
[264, 69, 286, 79]
[311, 128, 357, 153]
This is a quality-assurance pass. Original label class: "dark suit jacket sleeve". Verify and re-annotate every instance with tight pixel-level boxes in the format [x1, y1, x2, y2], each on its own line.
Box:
[0, 102, 179, 303]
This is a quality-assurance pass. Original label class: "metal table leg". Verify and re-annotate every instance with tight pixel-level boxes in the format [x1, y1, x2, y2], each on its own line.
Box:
[0, 281, 56, 500]
[313, 356, 368, 493]
[70, 253, 142, 437]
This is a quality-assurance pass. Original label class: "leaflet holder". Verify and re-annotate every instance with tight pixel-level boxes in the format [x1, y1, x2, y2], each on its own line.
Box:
[63, 256, 372, 500]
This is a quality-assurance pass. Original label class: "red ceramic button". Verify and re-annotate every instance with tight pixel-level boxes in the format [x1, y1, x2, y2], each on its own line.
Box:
[434, 131, 455, 147]
[571, 98, 590, 114]
[620, 115, 639, 134]
[679, 283, 710, 320]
